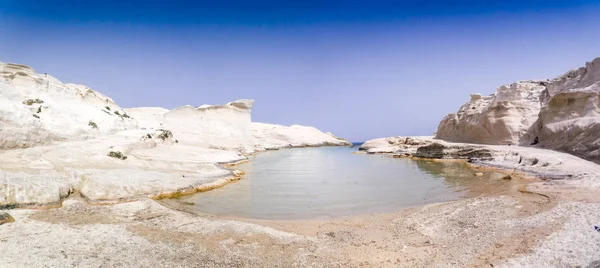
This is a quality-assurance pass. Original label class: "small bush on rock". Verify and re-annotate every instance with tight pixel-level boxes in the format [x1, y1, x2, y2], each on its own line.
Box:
[88, 121, 98, 129]
[23, 98, 44, 106]
[105, 106, 111, 111]
[108, 151, 127, 160]
[157, 129, 173, 141]
[32, 114, 40, 119]
[141, 129, 175, 143]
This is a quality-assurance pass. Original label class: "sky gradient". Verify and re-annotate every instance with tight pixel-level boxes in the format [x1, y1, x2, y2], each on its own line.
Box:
[1, 0, 600, 141]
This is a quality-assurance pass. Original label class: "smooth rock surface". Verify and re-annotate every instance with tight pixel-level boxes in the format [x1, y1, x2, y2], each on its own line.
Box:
[358, 136, 432, 155]
[436, 81, 546, 145]
[0, 62, 137, 149]
[526, 58, 600, 162]
[435, 57, 600, 162]
[252, 122, 351, 151]
[0, 61, 350, 207]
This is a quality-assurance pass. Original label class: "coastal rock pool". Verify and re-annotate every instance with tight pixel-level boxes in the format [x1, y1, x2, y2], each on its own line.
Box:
[167, 146, 523, 220]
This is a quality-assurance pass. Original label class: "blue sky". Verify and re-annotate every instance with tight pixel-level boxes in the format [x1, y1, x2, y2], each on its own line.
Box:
[1, 0, 599, 141]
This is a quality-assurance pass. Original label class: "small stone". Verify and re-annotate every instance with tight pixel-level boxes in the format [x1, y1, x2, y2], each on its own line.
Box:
[501, 175, 512, 180]
[475, 172, 484, 176]
[0, 212, 15, 225]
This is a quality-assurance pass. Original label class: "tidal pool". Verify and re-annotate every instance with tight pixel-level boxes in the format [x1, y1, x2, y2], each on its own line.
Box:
[169, 146, 523, 220]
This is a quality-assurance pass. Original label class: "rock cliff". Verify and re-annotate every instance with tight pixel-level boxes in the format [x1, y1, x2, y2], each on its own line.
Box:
[0, 61, 349, 208]
[436, 57, 600, 162]
[0, 62, 137, 149]
[526, 58, 600, 161]
[436, 81, 546, 145]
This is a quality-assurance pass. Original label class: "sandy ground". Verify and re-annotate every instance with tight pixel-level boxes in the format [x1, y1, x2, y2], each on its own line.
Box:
[1, 144, 600, 267]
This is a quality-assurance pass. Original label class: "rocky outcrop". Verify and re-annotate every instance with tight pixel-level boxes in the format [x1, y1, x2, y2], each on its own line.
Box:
[525, 58, 600, 161]
[0, 61, 350, 208]
[436, 81, 546, 145]
[436, 57, 600, 162]
[0, 62, 137, 149]
[413, 142, 493, 160]
[358, 136, 432, 155]
[252, 123, 351, 150]
[128, 100, 256, 154]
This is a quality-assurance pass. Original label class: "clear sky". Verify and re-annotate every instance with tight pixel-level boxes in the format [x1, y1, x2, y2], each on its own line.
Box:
[1, 0, 599, 142]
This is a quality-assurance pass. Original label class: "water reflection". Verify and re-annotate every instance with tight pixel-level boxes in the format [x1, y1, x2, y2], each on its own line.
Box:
[169, 147, 519, 220]
[414, 160, 523, 197]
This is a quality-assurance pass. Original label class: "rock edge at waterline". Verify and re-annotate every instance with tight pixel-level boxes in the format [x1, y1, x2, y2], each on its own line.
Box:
[0, 60, 350, 208]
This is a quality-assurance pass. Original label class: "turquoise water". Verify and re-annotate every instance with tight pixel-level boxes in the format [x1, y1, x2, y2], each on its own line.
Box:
[170, 146, 518, 220]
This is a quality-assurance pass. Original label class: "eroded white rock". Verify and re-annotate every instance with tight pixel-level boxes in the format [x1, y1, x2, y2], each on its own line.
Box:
[436, 57, 600, 162]
[0, 61, 350, 207]
[252, 122, 351, 151]
[436, 81, 545, 145]
[526, 58, 600, 161]
[0, 62, 137, 149]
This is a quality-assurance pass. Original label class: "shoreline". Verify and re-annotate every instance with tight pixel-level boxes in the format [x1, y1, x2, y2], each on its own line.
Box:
[2, 141, 600, 267]
[0, 142, 351, 211]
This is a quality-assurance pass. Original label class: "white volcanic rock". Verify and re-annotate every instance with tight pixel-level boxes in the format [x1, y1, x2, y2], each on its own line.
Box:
[436, 81, 546, 145]
[252, 122, 351, 150]
[0, 61, 350, 207]
[0, 130, 246, 207]
[124, 107, 169, 130]
[359, 136, 433, 154]
[0, 62, 137, 149]
[127, 100, 255, 154]
[525, 58, 600, 161]
[436, 57, 600, 162]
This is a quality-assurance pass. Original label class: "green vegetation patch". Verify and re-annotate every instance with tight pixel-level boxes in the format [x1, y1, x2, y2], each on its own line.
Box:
[157, 129, 173, 141]
[107, 151, 127, 160]
[88, 121, 98, 129]
[23, 98, 44, 106]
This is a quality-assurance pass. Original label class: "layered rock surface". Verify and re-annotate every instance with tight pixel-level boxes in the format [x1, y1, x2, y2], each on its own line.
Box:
[358, 136, 432, 155]
[0, 61, 349, 208]
[436, 57, 600, 162]
[527, 58, 600, 161]
[436, 82, 546, 145]
[0, 62, 137, 149]
[252, 122, 350, 150]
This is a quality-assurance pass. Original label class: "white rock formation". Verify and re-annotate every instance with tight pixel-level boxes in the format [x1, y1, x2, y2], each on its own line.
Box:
[0, 62, 137, 149]
[436, 81, 546, 145]
[358, 136, 432, 154]
[436, 57, 600, 162]
[252, 122, 351, 150]
[0, 61, 349, 208]
[526, 58, 600, 161]
[127, 100, 256, 154]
